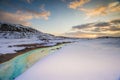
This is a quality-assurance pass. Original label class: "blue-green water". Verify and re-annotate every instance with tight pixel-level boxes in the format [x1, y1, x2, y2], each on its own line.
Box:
[0, 44, 64, 80]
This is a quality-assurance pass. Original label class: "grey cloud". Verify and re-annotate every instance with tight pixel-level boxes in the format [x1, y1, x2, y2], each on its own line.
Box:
[94, 22, 110, 27]
[72, 23, 93, 29]
[110, 19, 120, 24]
[64, 19, 120, 38]
[72, 20, 120, 32]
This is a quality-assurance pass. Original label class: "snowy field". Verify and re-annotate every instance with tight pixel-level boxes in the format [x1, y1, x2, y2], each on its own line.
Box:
[15, 38, 120, 80]
[0, 39, 43, 54]
[0, 38, 77, 54]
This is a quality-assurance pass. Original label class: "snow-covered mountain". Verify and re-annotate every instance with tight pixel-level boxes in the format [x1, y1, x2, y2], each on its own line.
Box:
[0, 22, 54, 54]
[0, 22, 78, 54]
[0, 22, 55, 39]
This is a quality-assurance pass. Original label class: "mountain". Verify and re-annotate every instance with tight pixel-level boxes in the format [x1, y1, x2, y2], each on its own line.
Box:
[0, 22, 55, 39]
[0, 22, 56, 54]
[0, 22, 78, 55]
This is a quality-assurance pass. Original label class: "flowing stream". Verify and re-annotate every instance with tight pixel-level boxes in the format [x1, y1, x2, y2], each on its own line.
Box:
[0, 44, 64, 80]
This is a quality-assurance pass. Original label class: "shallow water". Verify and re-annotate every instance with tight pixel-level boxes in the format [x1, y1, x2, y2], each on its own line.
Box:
[16, 39, 120, 80]
[0, 44, 64, 80]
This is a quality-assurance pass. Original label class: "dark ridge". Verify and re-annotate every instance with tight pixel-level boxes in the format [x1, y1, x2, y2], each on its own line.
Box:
[0, 23, 37, 33]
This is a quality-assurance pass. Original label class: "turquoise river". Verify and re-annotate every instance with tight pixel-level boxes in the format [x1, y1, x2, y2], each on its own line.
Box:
[0, 44, 64, 80]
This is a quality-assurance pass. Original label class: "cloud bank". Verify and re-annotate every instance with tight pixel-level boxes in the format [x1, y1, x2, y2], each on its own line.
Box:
[80, 1, 120, 18]
[0, 10, 50, 26]
[0, 0, 51, 26]
[68, 0, 120, 19]
[64, 19, 120, 38]
[0, 8, 50, 26]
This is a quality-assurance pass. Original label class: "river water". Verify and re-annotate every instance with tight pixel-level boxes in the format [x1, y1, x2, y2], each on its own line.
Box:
[0, 44, 64, 80]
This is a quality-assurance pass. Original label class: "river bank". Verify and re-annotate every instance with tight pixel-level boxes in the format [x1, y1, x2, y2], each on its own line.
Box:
[0, 42, 70, 64]
[0, 43, 65, 80]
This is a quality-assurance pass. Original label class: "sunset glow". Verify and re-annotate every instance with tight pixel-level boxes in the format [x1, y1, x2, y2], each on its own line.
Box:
[0, 0, 120, 38]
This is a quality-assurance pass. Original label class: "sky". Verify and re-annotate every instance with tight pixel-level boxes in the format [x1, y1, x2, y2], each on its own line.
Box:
[0, 0, 120, 38]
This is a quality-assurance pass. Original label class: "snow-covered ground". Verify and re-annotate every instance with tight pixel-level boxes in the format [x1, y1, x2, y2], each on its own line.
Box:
[0, 38, 78, 54]
[0, 39, 43, 54]
[15, 38, 120, 80]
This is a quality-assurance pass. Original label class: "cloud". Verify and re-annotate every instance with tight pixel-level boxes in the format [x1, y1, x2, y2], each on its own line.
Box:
[73, 23, 93, 30]
[0, 10, 31, 26]
[110, 19, 120, 24]
[68, 0, 120, 19]
[94, 22, 110, 27]
[63, 19, 120, 38]
[108, 1, 120, 12]
[68, 0, 90, 9]
[61, 0, 67, 3]
[72, 19, 120, 32]
[0, 8, 50, 26]
[80, 1, 120, 18]
[80, 7, 107, 18]
[26, 0, 33, 3]
[0, 0, 51, 26]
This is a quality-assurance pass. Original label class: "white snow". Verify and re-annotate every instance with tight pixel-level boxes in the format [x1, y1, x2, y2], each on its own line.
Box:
[0, 46, 25, 54]
[0, 39, 43, 54]
[15, 39, 120, 80]
[0, 38, 77, 54]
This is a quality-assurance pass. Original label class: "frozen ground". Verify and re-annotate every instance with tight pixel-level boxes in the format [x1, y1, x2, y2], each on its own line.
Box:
[0, 39, 43, 54]
[0, 38, 77, 54]
[15, 38, 120, 80]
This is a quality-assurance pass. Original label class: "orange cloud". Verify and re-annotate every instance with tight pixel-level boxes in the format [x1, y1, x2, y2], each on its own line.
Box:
[0, 9, 50, 26]
[80, 6, 107, 18]
[80, 1, 120, 18]
[69, 0, 90, 9]
[0, 10, 30, 26]
[108, 1, 120, 12]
